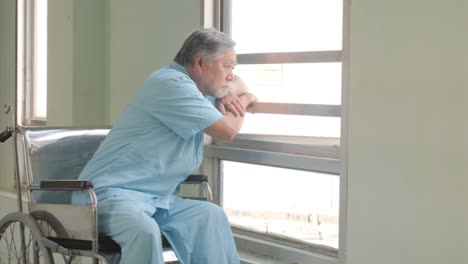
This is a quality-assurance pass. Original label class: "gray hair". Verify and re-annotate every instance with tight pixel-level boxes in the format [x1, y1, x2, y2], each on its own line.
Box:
[174, 28, 236, 66]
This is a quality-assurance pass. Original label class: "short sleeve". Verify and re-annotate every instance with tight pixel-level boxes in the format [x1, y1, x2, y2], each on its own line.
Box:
[134, 76, 222, 139]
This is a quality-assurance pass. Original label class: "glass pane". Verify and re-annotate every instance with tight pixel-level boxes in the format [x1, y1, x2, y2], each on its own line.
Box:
[231, 0, 343, 53]
[34, 0, 47, 118]
[223, 161, 339, 249]
[235, 63, 341, 105]
[241, 114, 340, 138]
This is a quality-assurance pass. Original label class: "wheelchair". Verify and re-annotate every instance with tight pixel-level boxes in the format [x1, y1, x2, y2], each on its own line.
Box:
[0, 106, 213, 264]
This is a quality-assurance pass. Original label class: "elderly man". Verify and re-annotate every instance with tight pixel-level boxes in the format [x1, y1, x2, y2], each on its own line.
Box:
[74, 28, 256, 263]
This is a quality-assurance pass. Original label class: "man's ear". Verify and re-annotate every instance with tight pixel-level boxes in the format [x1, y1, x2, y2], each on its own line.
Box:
[193, 55, 203, 71]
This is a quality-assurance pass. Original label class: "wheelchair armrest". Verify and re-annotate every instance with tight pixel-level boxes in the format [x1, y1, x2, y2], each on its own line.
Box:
[39, 180, 93, 191]
[180, 174, 213, 202]
[38, 176, 202, 191]
[182, 174, 208, 184]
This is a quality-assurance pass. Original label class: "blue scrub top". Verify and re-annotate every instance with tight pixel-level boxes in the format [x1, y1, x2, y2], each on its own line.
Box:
[75, 63, 222, 209]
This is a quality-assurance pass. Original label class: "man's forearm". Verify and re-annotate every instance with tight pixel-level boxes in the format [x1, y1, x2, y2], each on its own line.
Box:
[219, 92, 256, 138]
[205, 92, 256, 141]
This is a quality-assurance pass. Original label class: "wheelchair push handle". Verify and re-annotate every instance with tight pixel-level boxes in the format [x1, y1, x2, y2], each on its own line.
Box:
[0, 127, 13, 143]
[1, 104, 14, 143]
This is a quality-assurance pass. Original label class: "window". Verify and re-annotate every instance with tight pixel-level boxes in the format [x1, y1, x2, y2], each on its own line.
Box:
[31, 0, 48, 120]
[204, 0, 349, 262]
[18, 0, 48, 126]
[223, 162, 339, 249]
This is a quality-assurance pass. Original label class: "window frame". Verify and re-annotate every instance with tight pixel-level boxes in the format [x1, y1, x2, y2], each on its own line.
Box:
[18, 0, 47, 126]
[202, 0, 350, 263]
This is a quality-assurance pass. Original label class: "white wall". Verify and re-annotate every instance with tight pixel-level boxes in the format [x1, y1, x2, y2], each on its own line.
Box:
[346, 0, 468, 263]
[47, 0, 74, 126]
[0, 0, 17, 192]
[106, 0, 203, 123]
[47, 0, 107, 126]
[72, 0, 107, 125]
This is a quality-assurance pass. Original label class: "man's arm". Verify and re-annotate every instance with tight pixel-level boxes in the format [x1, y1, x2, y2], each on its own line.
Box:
[204, 76, 256, 141]
[204, 92, 256, 140]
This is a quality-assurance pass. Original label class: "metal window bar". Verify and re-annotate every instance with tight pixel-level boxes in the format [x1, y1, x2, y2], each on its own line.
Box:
[238, 50, 342, 64]
[249, 102, 340, 117]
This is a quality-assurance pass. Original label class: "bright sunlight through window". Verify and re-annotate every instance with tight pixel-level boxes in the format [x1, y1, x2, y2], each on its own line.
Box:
[220, 0, 343, 252]
[33, 0, 47, 119]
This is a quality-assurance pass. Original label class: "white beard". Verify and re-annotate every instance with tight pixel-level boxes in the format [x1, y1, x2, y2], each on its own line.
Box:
[213, 84, 230, 99]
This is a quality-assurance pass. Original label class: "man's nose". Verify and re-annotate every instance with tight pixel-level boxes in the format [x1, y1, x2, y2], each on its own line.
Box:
[226, 72, 234, 82]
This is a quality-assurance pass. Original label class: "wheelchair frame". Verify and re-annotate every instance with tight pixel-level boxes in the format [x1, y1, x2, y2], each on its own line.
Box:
[0, 106, 213, 264]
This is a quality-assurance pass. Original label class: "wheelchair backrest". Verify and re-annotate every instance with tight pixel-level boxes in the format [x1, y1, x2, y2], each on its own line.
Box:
[19, 127, 110, 204]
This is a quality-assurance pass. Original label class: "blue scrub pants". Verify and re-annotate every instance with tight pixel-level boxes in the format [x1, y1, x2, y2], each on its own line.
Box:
[97, 194, 240, 264]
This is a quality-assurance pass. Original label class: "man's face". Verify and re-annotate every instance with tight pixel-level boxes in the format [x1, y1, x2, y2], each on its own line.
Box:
[200, 49, 237, 98]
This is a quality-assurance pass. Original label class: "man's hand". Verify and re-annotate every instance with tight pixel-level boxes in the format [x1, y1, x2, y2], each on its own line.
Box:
[217, 76, 256, 117]
[206, 92, 257, 140]
[217, 90, 245, 117]
[206, 76, 257, 141]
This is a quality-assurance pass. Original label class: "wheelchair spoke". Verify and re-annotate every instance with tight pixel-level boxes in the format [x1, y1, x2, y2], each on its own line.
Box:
[0, 213, 53, 264]
[24, 231, 34, 262]
[36, 220, 55, 237]
[8, 222, 20, 262]
[1, 221, 17, 263]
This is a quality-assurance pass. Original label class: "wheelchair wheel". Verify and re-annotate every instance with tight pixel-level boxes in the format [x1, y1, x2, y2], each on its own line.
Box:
[0, 212, 54, 264]
[30, 211, 72, 264]
[30, 211, 69, 239]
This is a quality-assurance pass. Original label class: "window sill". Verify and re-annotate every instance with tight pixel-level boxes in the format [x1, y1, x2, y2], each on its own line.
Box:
[239, 249, 285, 264]
[234, 232, 339, 264]
[23, 119, 46, 126]
[214, 134, 340, 159]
